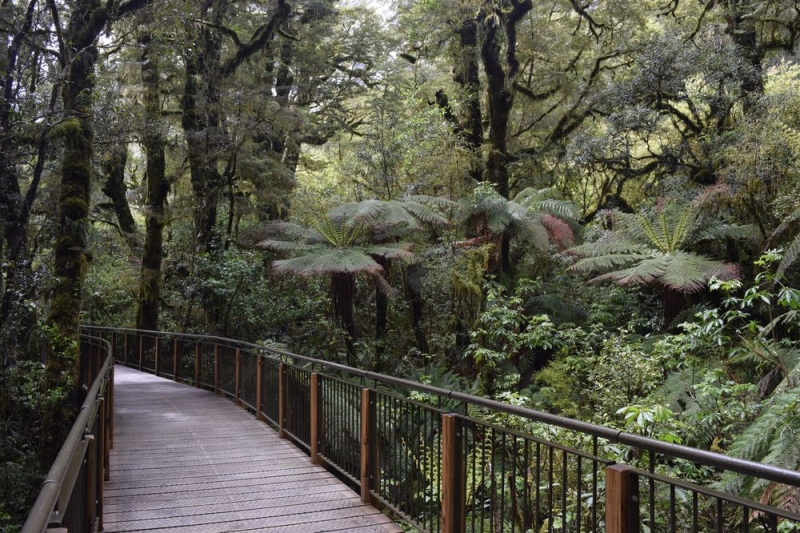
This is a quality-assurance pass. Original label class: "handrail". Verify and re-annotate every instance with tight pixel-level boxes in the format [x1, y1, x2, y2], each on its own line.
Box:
[83, 325, 800, 488]
[22, 336, 113, 533]
[83, 326, 800, 532]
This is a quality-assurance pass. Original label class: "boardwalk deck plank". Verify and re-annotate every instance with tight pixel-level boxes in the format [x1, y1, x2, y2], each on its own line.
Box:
[104, 366, 401, 533]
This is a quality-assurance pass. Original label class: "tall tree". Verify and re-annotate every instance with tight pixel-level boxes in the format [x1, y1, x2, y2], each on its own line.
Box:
[135, 23, 169, 331]
[46, 0, 150, 390]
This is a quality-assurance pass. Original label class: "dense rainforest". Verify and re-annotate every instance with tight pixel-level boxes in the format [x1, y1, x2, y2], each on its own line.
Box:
[2, 0, 800, 528]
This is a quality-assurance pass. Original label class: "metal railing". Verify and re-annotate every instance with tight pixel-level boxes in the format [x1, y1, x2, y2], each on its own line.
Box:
[22, 335, 114, 533]
[82, 326, 800, 532]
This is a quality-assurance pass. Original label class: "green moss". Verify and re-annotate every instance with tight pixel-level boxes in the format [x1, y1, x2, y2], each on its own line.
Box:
[49, 117, 82, 139]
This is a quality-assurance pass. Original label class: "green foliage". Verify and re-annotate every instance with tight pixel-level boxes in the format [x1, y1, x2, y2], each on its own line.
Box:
[457, 183, 579, 254]
[569, 189, 744, 293]
[82, 247, 136, 326]
[466, 280, 561, 395]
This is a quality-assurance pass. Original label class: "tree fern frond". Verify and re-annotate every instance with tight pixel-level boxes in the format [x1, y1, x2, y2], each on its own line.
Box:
[406, 194, 458, 210]
[569, 238, 652, 257]
[398, 200, 450, 227]
[658, 253, 727, 293]
[640, 215, 670, 253]
[255, 239, 317, 253]
[539, 214, 574, 248]
[515, 216, 551, 252]
[364, 244, 415, 261]
[275, 249, 384, 276]
[771, 206, 800, 240]
[329, 200, 385, 225]
[777, 234, 800, 276]
[592, 256, 670, 286]
[514, 187, 580, 221]
[570, 252, 650, 273]
[697, 224, 757, 243]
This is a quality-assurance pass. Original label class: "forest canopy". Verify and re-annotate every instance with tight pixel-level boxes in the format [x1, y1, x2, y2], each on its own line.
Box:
[3, 0, 800, 527]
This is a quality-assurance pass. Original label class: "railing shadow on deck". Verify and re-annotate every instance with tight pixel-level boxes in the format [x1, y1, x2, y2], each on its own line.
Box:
[22, 335, 114, 533]
[28, 326, 800, 532]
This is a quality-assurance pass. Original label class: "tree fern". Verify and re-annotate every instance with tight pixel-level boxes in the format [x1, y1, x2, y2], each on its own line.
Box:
[770, 206, 800, 276]
[569, 190, 742, 294]
[241, 206, 416, 365]
[456, 183, 580, 273]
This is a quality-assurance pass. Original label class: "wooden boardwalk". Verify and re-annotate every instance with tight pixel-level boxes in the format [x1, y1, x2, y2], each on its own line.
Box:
[104, 366, 401, 533]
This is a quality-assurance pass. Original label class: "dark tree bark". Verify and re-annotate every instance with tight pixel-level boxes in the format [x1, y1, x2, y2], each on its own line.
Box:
[479, 1, 531, 274]
[404, 264, 428, 354]
[101, 143, 139, 250]
[182, 0, 291, 251]
[135, 31, 168, 332]
[455, 17, 484, 183]
[182, 6, 225, 253]
[46, 0, 150, 387]
[481, 0, 531, 200]
[331, 272, 357, 366]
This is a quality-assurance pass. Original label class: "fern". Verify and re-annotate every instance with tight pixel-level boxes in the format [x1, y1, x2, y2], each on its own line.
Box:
[457, 184, 578, 255]
[568, 189, 743, 294]
[721, 381, 800, 504]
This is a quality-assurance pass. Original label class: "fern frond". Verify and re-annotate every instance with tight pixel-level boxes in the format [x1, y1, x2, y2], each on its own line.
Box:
[539, 214, 574, 248]
[697, 224, 756, 243]
[592, 256, 669, 286]
[771, 206, 800, 240]
[659, 253, 723, 293]
[777, 234, 800, 276]
[570, 252, 650, 273]
[274, 249, 384, 276]
[363, 244, 415, 261]
[514, 216, 550, 252]
[398, 200, 450, 227]
[568, 238, 652, 257]
[255, 239, 316, 253]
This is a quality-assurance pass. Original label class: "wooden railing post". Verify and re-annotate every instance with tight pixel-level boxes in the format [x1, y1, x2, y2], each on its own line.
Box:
[214, 344, 220, 395]
[138, 333, 143, 370]
[442, 414, 466, 533]
[360, 388, 378, 505]
[255, 357, 264, 421]
[97, 395, 105, 531]
[194, 343, 201, 387]
[108, 365, 114, 449]
[310, 373, 324, 465]
[278, 363, 287, 438]
[606, 464, 640, 533]
[123, 332, 128, 366]
[235, 348, 242, 406]
[154, 336, 160, 377]
[173, 339, 179, 381]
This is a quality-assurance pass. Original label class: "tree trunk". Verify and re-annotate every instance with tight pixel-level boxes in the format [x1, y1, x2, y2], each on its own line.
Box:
[480, 1, 531, 274]
[182, 11, 225, 253]
[456, 17, 484, 183]
[373, 256, 390, 372]
[46, 0, 104, 393]
[101, 143, 139, 250]
[404, 264, 428, 354]
[331, 272, 357, 366]
[663, 287, 686, 330]
[135, 31, 167, 332]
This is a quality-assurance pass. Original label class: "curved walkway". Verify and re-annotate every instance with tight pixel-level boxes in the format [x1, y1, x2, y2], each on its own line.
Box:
[104, 366, 401, 532]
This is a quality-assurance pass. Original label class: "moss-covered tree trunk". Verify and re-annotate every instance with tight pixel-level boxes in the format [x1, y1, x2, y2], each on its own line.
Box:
[480, 1, 531, 274]
[456, 17, 484, 184]
[101, 143, 139, 251]
[46, 0, 105, 394]
[182, 7, 225, 254]
[135, 31, 167, 332]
